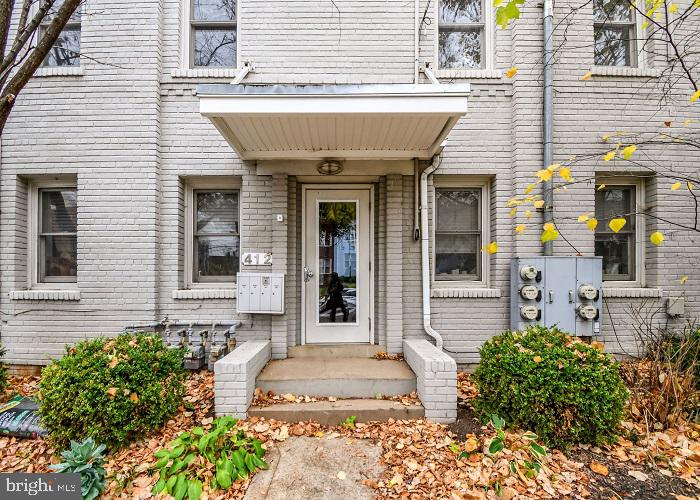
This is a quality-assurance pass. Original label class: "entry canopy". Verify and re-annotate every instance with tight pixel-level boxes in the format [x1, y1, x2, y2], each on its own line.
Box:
[197, 83, 470, 161]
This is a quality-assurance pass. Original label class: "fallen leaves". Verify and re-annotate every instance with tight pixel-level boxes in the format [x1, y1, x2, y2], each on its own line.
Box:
[590, 460, 609, 476]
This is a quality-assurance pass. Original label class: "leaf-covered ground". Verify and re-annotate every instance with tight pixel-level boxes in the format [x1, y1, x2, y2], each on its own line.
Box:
[1, 371, 699, 499]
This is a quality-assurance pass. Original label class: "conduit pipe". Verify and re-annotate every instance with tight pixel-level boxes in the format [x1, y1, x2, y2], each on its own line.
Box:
[420, 154, 444, 349]
[542, 0, 554, 256]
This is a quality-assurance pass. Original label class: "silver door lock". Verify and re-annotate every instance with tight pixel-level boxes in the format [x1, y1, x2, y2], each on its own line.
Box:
[303, 266, 314, 282]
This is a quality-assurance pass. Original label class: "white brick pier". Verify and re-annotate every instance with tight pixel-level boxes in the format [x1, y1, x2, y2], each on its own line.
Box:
[214, 341, 271, 418]
[403, 339, 457, 423]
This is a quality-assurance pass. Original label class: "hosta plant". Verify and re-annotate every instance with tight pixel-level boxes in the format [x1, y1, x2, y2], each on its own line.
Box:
[50, 437, 107, 500]
[151, 416, 268, 500]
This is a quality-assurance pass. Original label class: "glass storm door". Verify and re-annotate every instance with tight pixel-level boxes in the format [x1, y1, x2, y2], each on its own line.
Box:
[303, 188, 372, 344]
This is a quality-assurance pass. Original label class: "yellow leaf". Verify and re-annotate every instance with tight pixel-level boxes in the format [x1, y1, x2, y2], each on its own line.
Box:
[536, 169, 553, 182]
[509, 207, 517, 217]
[691, 89, 700, 103]
[541, 228, 559, 242]
[515, 224, 525, 233]
[650, 232, 664, 245]
[581, 71, 593, 81]
[130, 393, 139, 403]
[622, 144, 637, 160]
[506, 197, 521, 207]
[597, 184, 606, 191]
[546, 163, 561, 172]
[494, 0, 504, 6]
[671, 182, 682, 190]
[609, 218, 627, 233]
[533, 356, 543, 363]
[680, 275, 688, 284]
[524, 183, 535, 195]
[532, 201, 544, 210]
[577, 214, 590, 222]
[603, 151, 616, 161]
[505, 66, 518, 78]
[601, 134, 610, 142]
[525, 210, 532, 219]
[587, 218, 598, 231]
[559, 167, 572, 181]
[641, 20, 648, 29]
[543, 222, 555, 231]
[669, 2, 678, 12]
[591, 461, 609, 476]
[688, 181, 694, 190]
[483, 241, 498, 254]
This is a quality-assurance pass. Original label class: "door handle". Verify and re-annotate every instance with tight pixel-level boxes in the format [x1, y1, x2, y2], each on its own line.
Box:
[303, 266, 314, 283]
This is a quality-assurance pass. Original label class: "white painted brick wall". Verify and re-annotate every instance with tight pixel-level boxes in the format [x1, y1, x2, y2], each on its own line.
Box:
[214, 340, 271, 418]
[404, 339, 457, 423]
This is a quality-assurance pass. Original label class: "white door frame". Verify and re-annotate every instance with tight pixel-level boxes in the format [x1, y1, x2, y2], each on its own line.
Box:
[301, 184, 374, 345]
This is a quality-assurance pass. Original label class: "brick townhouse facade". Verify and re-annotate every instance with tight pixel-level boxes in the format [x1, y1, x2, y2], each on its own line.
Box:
[0, 0, 698, 398]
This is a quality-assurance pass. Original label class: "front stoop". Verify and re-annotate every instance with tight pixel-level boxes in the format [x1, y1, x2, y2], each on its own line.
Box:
[248, 399, 424, 425]
[255, 357, 417, 398]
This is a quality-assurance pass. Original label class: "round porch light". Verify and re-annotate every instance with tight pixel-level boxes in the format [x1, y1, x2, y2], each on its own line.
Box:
[317, 159, 343, 175]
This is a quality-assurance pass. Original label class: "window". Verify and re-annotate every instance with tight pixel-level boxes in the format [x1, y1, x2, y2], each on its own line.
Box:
[37, 188, 78, 283]
[40, 0, 81, 67]
[438, 0, 486, 69]
[594, 183, 641, 281]
[434, 186, 485, 281]
[593, 0, 637, 66]
[192, 190, 240, 283]
[190, 0, 237, 67]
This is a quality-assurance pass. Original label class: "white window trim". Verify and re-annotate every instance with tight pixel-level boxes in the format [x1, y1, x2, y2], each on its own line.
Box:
[593, 5, 647, 69]
[180, 0, 240, 72]
[35, 1, 84, 69]
[28, 180, 78, 290]
[434, 0, 495, 76]
[184, 177, 241, 289]
[596, 176, 645, 287]
[431, 175, 491, 288]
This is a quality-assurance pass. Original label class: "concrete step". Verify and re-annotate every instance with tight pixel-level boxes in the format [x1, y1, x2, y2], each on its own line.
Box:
[256, 357, 416, 398]
[287, 344, 385, 358]
[248, 399, 424, 425]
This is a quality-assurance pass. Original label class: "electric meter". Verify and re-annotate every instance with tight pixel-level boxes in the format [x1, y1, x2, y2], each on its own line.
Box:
[520, 305, 539, 321]
[578, 284, 597, 300]
[577, 304, 598, 320]
[520, 265, 538, 281]
[519, 285, 539, 300]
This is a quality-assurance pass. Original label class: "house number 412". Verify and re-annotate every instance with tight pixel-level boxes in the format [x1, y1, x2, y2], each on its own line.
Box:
[241, 252, 272, 266]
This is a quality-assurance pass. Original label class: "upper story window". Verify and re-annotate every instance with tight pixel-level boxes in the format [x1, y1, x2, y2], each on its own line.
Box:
[438, 0, 486, 69]
[593, 0, 637, 66]
[434, 183, 488, 282]
[38, 187, 78, 283]
[191, 0, 237, 67]
[40, 0, 81, 67]
[594, 181, 642, 282]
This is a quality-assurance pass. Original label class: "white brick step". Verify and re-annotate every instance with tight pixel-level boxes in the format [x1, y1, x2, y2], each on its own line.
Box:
[256, 358, 417, 398]
[287, 344, 386, 358]
[248, 398, 424, 425]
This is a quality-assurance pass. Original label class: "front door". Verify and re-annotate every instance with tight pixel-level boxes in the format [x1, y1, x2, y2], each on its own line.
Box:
[303, 187, 372, 344]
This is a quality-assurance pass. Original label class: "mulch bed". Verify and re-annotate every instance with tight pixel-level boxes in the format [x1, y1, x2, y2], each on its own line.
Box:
[1, 369, 699, 499]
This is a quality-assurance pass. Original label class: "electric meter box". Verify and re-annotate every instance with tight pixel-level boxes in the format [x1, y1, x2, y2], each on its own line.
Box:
[237, 272, 285, 314]
[510, 256, 602, 336]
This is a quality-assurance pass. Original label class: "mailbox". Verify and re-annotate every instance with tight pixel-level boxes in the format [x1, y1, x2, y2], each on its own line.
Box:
[237, 272, 285, 314]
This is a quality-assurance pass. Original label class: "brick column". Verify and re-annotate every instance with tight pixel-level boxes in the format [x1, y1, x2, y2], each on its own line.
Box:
[385, 174, 404, 354]
[270, 174, 288, 359]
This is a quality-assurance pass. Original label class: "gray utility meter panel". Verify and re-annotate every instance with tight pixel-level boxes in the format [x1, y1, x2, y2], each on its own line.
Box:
[510, 257, 602, 336]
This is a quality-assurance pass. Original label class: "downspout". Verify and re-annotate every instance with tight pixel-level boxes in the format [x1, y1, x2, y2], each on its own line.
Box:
[420, 155, 444, 349]
[543, 0, 554, 256]
[414, 159, 421, 240]
[414, 0, 420, 83]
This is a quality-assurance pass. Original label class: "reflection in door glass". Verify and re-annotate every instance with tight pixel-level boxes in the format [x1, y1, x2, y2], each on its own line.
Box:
[318, 202, 357, 324]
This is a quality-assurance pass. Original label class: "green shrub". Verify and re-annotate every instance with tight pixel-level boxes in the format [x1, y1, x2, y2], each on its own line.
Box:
[39, 333, 187, 449]
[50, 437, 107, 500]
[473, 326, 628, 449]
[150, 416, 268, 499]
[0, 342, 7, 395]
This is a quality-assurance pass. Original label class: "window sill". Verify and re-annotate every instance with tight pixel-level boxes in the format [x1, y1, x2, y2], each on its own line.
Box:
[33, 66, 84, 78]
[173, 289, 236, 300]
[431, 287, 501, 298]
[171, 68, 238, 79]
[434, 68, 503, 80]
[590, 66, 661, 78]
[602, 287, 662, 298]
[10, 290, 80, 301]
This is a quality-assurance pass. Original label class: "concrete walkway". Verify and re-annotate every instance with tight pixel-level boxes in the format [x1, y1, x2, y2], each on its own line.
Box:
[244, 436, 384, 500]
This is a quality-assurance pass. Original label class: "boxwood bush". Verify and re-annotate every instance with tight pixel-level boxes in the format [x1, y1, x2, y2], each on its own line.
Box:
[473, 326, 628, 449]
[39, 333, 186, 449]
